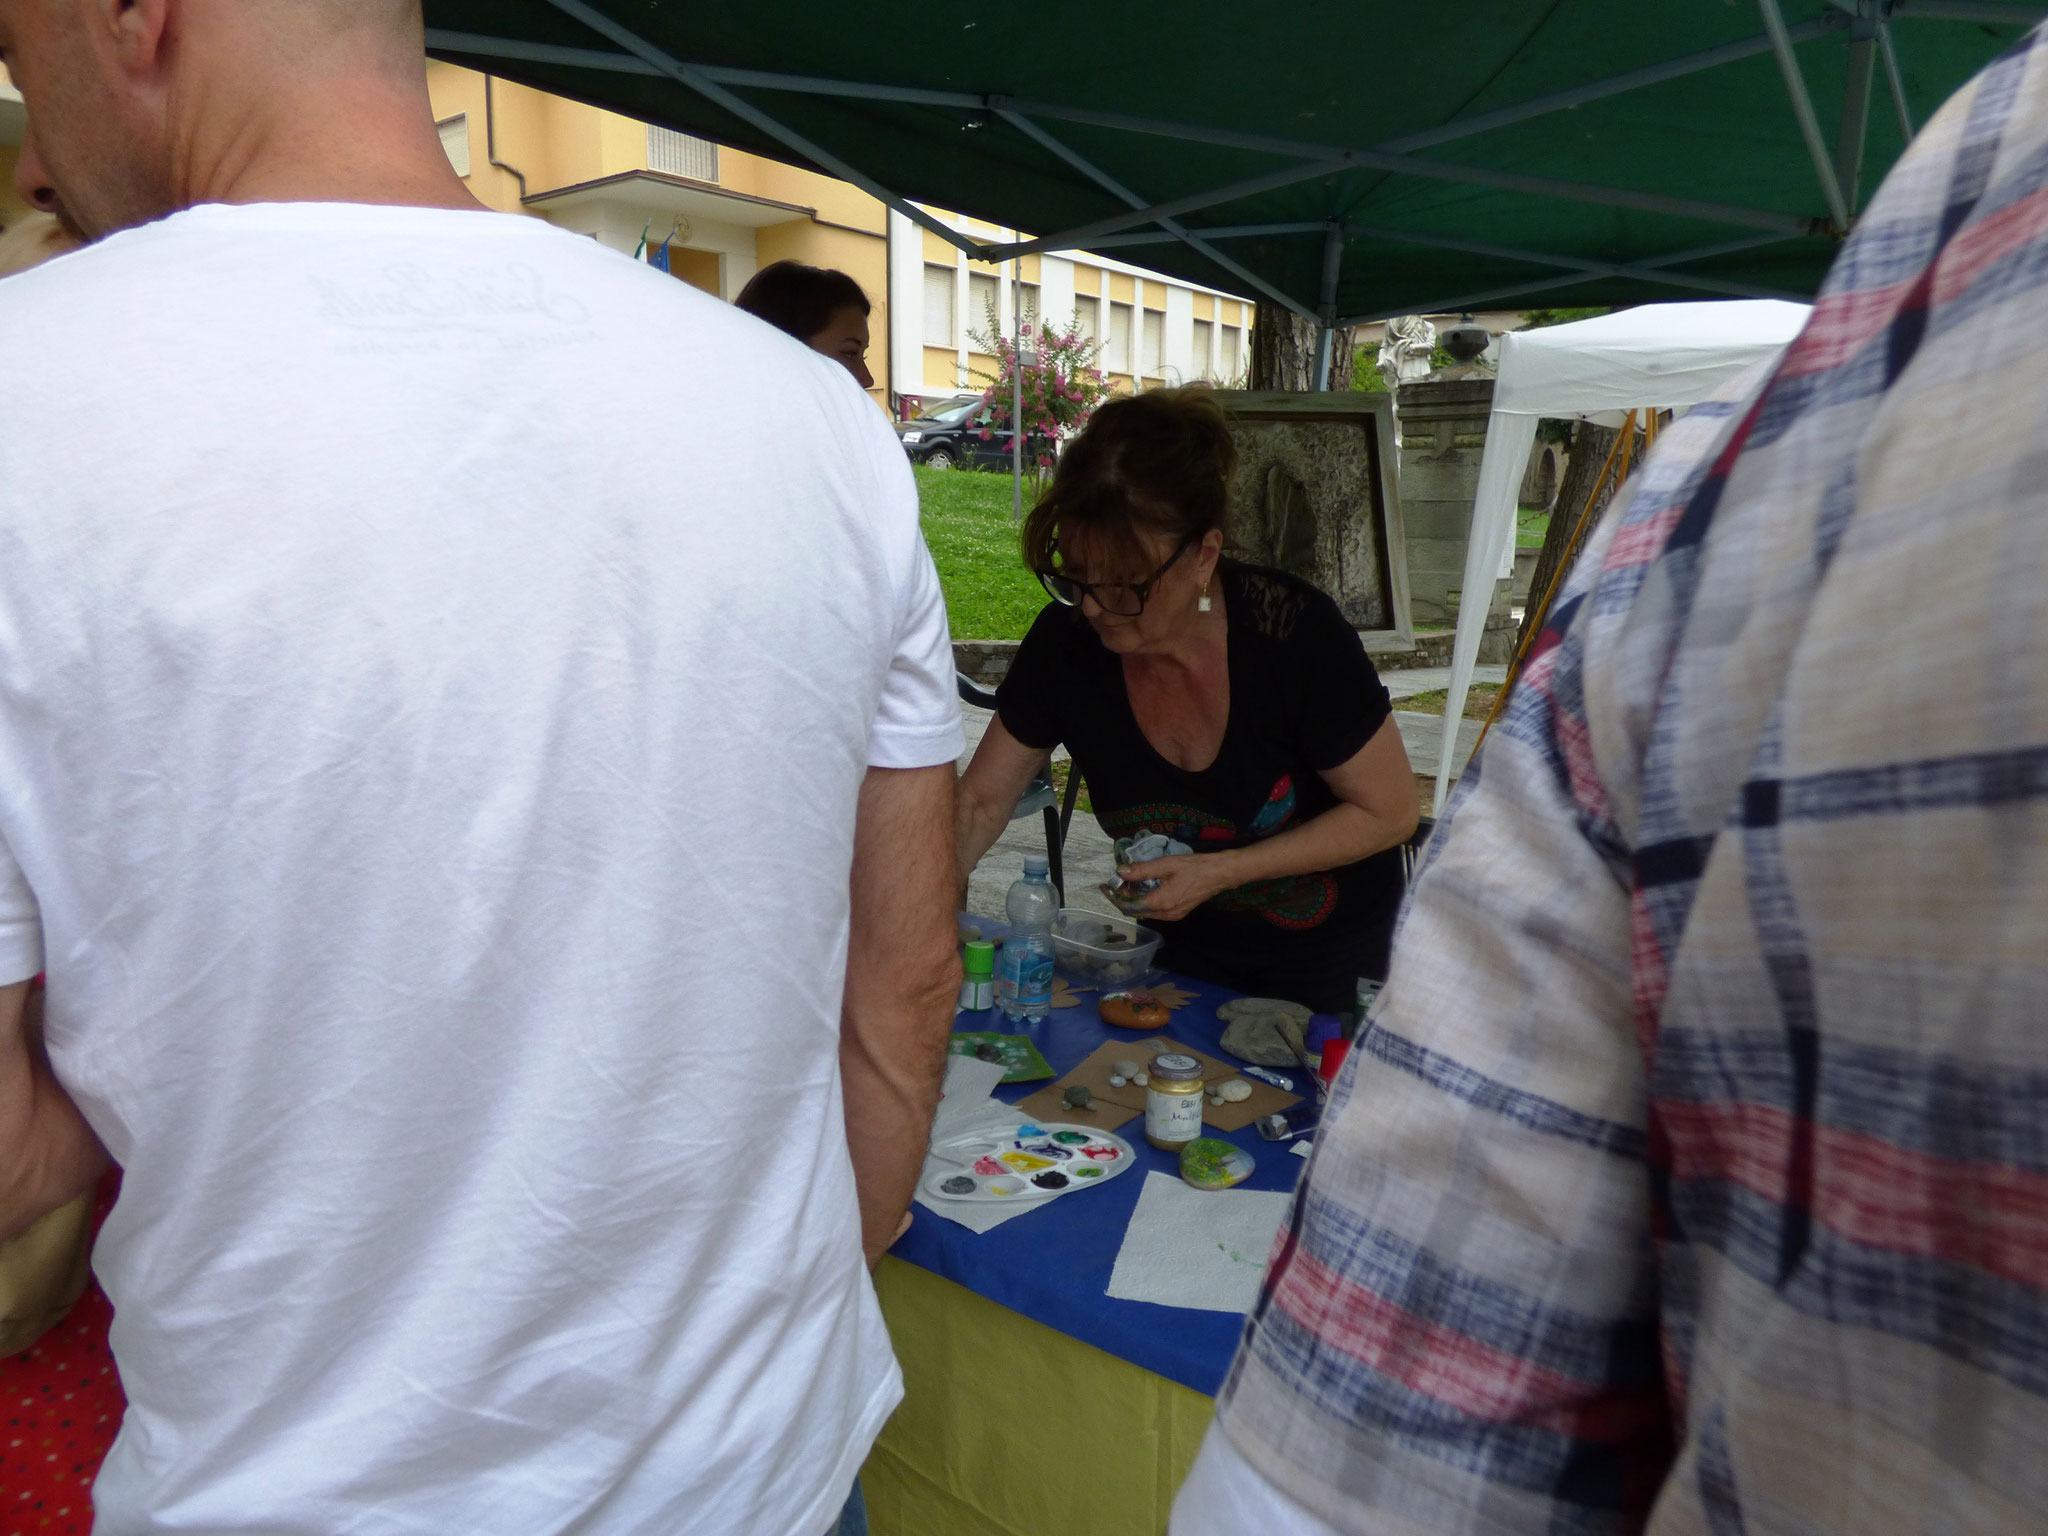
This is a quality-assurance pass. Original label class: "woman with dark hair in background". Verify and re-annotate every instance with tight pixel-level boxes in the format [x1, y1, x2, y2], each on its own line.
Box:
[734, 260, 874, 389]
[955, 387, 1419, 1012]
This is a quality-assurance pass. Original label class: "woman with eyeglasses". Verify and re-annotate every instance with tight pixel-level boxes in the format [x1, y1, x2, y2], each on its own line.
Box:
[954, 387, 1420, 1012]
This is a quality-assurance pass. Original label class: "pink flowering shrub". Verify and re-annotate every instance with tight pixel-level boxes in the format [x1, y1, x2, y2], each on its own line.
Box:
[966, 298, 1112, 479]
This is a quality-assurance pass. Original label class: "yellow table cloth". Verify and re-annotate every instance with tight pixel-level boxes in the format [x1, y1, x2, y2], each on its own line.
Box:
[864, 1257, 1214, 1536]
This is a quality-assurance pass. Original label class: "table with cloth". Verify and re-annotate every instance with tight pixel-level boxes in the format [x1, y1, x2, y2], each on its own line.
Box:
[862, 946, 1333, 1536]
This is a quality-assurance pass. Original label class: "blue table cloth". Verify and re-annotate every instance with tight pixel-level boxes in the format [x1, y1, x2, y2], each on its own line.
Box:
[892, 951, 1334, 1398]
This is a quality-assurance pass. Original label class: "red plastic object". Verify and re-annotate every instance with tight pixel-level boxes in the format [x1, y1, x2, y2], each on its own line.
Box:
[1318, 1038, 1351, 1090]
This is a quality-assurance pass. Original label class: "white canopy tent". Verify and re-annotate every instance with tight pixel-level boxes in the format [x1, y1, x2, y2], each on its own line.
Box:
[1432, 299, 1812, 812]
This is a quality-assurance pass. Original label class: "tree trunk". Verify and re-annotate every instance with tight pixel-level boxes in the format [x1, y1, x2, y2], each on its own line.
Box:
[1515, 420, 1625, 655]
[1249, 308, 1357, 392]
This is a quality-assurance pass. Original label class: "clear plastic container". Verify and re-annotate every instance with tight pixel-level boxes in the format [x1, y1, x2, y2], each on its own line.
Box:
[1051, 908, 1163, 986]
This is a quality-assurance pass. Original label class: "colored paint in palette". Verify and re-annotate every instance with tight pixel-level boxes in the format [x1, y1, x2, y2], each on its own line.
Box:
[923, 1121, 1137, 1203]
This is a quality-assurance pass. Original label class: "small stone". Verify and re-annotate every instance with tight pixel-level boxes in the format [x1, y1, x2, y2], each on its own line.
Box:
[1108, 1074, 1127, 1088]
[1217, 1078, 1254, 1103]
[974, 1041, 1005, 1063]
[1062, 1084, 1092, 1110]
[1113, 1060, 1142, 1078]
[1132, 1072, 1148, 1086]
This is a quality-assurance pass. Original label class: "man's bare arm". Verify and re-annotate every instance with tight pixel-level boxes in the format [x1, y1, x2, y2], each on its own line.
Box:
[842, 764, 961, 1266]
[0, 981, 108, 1243]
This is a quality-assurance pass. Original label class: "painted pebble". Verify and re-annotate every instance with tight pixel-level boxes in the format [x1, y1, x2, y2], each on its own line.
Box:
[941, 1175, 977, 1195]
[1063, 1085, 1093, 1110]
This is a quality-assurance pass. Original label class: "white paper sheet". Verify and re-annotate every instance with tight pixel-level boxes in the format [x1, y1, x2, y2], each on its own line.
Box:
[913, 1061, 1050, 1234]
[931, 1053, 1009, 1138]
[1106, 1172, 1292, 1313]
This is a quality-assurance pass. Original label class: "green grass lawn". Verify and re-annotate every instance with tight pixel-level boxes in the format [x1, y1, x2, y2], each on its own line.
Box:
[915, 465, 1048, 641]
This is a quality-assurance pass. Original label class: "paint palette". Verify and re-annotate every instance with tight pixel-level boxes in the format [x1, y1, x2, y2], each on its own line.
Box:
[922, 1120, 1137, 1204]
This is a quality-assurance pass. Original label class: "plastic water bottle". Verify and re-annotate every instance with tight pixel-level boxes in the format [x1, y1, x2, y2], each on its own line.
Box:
[996, 855, 1057, 1023]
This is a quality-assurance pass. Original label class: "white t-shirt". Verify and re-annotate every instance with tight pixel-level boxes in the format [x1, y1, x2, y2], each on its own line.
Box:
[0, 202, 962, 1536]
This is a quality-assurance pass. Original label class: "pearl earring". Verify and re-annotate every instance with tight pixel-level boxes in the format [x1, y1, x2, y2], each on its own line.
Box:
[1198, 581, 1212, 614]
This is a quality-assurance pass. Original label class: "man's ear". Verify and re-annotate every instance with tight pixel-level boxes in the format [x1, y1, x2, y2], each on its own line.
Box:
[98, 0, 173, 81]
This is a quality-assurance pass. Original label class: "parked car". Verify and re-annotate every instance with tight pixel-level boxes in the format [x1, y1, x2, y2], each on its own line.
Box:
[895, 396, 1057, 472]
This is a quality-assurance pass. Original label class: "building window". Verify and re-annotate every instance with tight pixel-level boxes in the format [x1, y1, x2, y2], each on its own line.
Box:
[1191, 318, 1213, 379]
[1106, 301, 1134, 374]
[1141, 309, 1164, 376]
[923, 265, 956, 347]
[437, 115, 470, 178]
[1075, 294, 1100, 344]
[647, 125, 718, 182]
[968, 271, 1000, 334]
[1220, 323, 1242, 382]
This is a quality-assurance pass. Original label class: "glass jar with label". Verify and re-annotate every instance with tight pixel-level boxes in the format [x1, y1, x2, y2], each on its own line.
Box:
[1144, 1053, 1206, 1151]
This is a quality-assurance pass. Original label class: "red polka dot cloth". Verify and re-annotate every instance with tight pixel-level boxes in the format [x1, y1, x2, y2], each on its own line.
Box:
[0, 1173, 124, 1536]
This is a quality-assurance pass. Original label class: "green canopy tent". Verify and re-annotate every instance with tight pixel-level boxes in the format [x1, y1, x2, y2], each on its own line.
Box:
[423, 0, 2042, 368]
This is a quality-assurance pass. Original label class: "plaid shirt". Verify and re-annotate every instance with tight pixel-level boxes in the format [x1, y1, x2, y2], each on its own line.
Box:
[1198, 29, 2048, 1536]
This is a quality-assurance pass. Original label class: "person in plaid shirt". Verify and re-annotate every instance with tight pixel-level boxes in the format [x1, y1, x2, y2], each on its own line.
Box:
[1174, 26, 2048, 1536]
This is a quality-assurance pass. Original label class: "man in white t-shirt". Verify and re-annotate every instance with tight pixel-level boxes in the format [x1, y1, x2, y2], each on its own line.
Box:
[0, 3, 963, 1532]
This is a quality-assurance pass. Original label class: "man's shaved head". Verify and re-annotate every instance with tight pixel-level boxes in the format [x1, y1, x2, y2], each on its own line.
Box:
[0, 0, 469, 237]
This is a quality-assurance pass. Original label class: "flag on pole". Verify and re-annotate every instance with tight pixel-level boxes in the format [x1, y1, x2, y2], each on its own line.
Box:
[651, 224, 676, 275]
[632, 219, 652, 261]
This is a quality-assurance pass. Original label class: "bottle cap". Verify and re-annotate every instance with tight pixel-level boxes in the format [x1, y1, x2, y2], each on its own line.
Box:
[962, 939, 996, 976]
[1150, 1052, 1203, 1083]
[1022, 854, 1049, 876]
[1318, 1038, 1351, 1088]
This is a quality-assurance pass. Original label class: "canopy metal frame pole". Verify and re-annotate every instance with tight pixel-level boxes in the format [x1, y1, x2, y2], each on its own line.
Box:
[1345, 221, 1806, 300]
[1757, 0, 1855, 232]
[430, 25, 1816, 244]
[1313, 223, 1345, 390]
[983, 120, 1808, 255]
[530, 0, 989, 258]
[1012, 255, 1025, 522]
[1057, 220, 1330, 252]
[984, 156, 1358, 262]
[1878, 22, 1917, 142]
[993, 109, 1324, 323]
[1375, 16, 1843, 153]
[1836, 9, 1880, 211]
[1339, 230, 1801, 326]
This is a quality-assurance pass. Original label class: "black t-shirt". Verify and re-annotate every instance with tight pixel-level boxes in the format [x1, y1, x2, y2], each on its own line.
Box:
[996, 563, 1401, 1008]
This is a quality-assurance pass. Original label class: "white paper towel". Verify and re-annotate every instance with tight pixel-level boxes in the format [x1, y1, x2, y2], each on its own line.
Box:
[1106, 1172, 1292, 1313]
[914, 1063, 1052, 1233]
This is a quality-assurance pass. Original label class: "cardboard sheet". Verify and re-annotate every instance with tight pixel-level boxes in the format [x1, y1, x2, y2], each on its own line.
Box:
[1014, 1036, 1302, 1135]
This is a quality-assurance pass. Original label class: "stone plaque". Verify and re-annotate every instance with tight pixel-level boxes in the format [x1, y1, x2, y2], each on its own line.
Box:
[1212, 390, 1413, 647]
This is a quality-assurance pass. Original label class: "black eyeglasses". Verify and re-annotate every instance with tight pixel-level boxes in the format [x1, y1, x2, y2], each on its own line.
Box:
[1038, 537, 1196, 617]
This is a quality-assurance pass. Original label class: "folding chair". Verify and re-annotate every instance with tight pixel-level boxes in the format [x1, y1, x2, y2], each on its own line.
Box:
[957, 674, 1083, 904]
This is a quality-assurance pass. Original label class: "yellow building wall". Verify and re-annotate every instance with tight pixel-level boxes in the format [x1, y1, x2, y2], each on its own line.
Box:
[923, 228, 957, 265]
[757, 217, 890, 396]
[668, 248, 721, 296]
[1108, 272, 1135, 303]
[1073, 265, 1100, 297]
[924, 346, 959, 390]
[1193, 293, 1215, 322]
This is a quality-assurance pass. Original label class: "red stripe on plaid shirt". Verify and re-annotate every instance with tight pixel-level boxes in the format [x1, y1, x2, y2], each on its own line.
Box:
[1271, 1246, 1666, 1442]
[1659, 1099, 2048, 1288]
